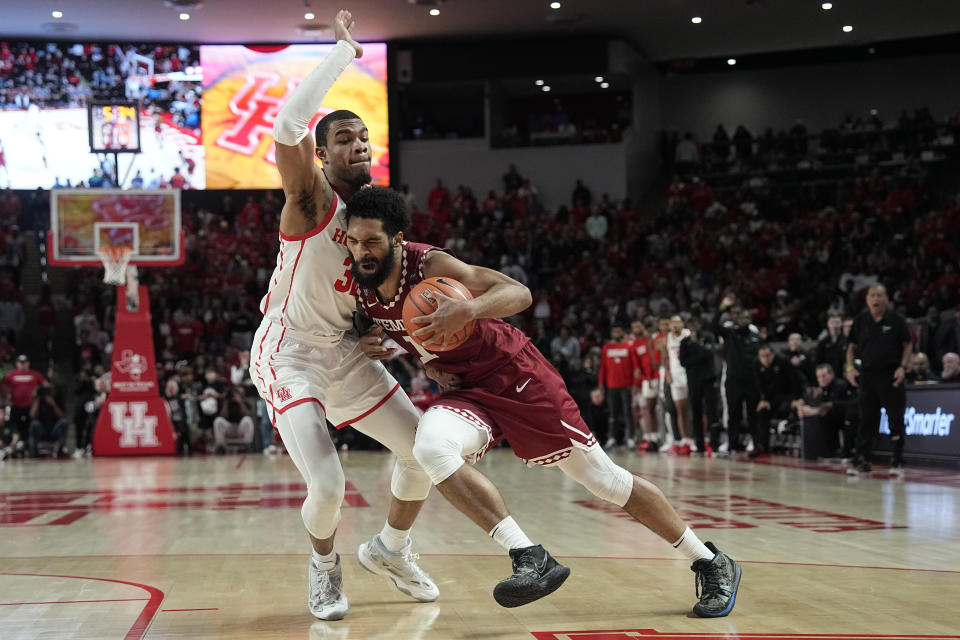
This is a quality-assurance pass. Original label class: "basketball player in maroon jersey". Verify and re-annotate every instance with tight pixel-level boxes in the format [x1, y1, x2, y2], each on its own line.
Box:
[345, 187, 742, 617]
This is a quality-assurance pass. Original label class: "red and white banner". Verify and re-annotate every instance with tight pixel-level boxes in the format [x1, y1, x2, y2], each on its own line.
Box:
[93, 286, 176, 456]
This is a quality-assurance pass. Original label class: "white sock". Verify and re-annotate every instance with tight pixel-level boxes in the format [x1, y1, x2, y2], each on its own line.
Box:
[378, 522, 410, 553]
[488, 516, 534, 551]
[311, 549, 338, 571]
[672, 527, 715, 563]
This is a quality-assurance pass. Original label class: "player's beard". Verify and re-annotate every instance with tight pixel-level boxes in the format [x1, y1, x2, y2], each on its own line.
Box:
[351, 244, 396, 289]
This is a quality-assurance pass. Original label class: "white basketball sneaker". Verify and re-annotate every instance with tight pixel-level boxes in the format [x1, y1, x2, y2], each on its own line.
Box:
[357, 535, 439, 602]
[308, 553, 349, 621]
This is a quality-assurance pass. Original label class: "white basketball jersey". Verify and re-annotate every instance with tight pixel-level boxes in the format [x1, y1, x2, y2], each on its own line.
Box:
[258, 191, 358, 340]
[667, 328, 691, 372]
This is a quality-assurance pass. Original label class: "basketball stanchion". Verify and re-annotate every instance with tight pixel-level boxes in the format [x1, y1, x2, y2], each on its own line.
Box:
[91, 247, 176, 456]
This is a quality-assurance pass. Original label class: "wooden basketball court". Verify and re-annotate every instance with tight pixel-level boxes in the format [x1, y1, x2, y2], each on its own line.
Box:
[1, 450, 958, 639]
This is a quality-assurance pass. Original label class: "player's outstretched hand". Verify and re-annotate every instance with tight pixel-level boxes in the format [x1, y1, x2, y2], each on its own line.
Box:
[334, 9, 364, 58]
[359, 326, 397, 361]
[411, 291, 473, 350]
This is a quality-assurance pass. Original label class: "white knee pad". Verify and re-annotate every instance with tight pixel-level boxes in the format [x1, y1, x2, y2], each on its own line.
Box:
[301, 468, 345, 539]
[412, 407, 490, 485]
[557, 445, 634, 507]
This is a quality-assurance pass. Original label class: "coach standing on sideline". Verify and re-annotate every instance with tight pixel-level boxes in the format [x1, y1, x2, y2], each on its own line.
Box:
[845, 284, 912, 477]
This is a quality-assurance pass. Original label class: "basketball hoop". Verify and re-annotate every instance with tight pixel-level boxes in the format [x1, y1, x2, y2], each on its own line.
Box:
[97, 246, 134, 285]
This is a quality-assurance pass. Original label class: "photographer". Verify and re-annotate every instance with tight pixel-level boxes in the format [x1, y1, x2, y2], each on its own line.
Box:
[29, 384, 68, 458]
[795, 364, 858, 460]
[213, 386, 254, 453]
[754, 345, 803, 458]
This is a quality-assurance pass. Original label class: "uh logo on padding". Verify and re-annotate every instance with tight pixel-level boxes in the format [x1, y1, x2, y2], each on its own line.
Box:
[108, 401, 160, 447]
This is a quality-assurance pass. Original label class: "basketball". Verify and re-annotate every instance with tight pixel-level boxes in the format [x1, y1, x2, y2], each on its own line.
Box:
[402, 277, 475, 352]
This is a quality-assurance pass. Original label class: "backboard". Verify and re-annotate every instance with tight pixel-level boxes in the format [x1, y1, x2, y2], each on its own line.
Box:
[48, 189, 184, 267]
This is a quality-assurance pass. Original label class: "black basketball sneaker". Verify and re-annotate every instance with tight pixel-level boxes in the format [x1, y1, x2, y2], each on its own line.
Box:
[691, 542, 742, 617]
[492, 544, 570, 608]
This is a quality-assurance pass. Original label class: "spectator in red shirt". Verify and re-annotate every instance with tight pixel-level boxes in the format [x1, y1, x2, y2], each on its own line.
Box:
[598, 325, 636, 449]
[173, 311, 203, 358]
[1, 354, 46, 457]
[628, 319, 660, 452]
[427, 179, 451, 222]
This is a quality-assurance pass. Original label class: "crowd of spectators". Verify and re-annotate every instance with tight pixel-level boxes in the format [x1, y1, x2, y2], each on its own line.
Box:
[668, 108, 958, 183]
[499, 93, 632, 148]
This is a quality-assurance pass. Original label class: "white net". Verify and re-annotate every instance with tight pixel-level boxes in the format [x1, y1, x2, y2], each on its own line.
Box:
[97, 247, 134, 286]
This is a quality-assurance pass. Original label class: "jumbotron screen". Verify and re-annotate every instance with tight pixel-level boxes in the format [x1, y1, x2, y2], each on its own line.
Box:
[201, 43, 388, 189]
[0, 41, 203, 189]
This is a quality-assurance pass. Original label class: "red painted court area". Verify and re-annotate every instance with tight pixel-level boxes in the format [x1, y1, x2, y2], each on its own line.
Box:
[0, 481, 369, 526]
[577, 493, 904, 532]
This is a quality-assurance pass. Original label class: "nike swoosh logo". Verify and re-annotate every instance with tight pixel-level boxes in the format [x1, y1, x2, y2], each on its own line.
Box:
[534, 551, 548, 573]
[516, 378, 531, 393]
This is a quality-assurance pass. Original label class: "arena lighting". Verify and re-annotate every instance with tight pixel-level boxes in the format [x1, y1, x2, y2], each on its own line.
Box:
[691, 16, 702, 24]
[594, 76, 604, 82]
[51, 10, 63, 18]
[535, 79, 545, 86]
[179, 12, 190, 20]
[304, 11, 315, 19]
[727, 58, 736, 65]
[429, 8, 440, 15]
[550, 2, 562, 9]
[843, 25, 853, 32]
[542, 85, 551, 92]
[821, 2, 833, 10]
[600, 82, 609, 88]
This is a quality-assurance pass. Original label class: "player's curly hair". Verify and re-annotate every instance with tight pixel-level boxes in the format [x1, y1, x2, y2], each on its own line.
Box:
[345, 186, 411, 237]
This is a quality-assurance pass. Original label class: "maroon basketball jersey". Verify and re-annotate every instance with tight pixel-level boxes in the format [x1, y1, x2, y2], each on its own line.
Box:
[356, 241, 528, 389]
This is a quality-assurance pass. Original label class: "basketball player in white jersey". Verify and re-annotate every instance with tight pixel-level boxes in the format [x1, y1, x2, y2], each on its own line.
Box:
[249, 10, 437, 621]
[663, 315, 694, 453]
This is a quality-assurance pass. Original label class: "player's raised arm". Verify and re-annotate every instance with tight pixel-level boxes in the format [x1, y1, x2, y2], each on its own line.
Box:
[273, 9, 362, 230]
[415, 251, 532, 343]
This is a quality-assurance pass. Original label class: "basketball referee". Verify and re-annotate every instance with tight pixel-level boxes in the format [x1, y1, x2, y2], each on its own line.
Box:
[844, 283, 912, 476]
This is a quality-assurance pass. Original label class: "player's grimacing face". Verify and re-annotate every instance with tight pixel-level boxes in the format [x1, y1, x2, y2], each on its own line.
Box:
[346, 218, 399, 289]
[319, 119, 371, 187]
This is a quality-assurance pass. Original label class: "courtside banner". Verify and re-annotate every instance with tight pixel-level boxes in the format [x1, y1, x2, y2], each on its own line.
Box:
[200, 43, 388, 189]
[876, 383, 960, 459]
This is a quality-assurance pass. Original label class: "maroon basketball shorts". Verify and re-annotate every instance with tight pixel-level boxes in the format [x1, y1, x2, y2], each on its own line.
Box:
[425, 343, 597, 465]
